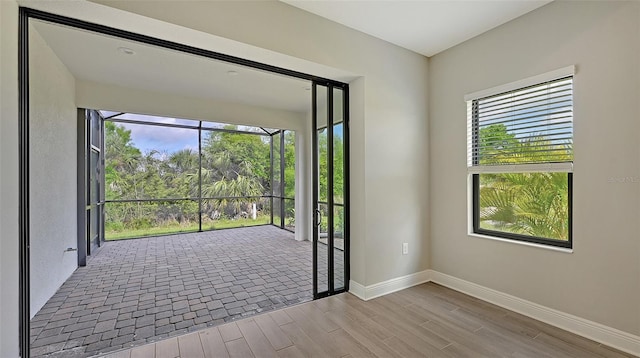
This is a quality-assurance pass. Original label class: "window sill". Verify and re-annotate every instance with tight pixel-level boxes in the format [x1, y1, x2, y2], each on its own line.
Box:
[468, 233, 573, 254]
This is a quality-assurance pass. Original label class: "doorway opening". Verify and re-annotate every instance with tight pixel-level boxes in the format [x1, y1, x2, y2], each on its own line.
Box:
[20, 8, 350, 357]
[86, 110, 296, 244]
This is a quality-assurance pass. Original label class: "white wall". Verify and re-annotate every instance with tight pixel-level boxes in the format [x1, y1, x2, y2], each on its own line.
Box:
[90, 0, 431, 287]
[0, 1, 20, 356]
[29, 26, 78, 316]
[429, 0, 640, 336]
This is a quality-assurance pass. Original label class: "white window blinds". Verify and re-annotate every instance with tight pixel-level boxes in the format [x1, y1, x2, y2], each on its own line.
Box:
[467, 71, 574, 174]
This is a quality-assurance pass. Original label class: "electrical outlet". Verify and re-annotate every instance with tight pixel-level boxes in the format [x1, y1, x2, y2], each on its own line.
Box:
[402, 243, 409, 255]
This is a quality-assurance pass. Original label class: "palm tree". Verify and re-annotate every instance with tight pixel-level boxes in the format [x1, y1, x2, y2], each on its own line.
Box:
[478, 125, 571, 240]
[479, 172, 569, 240]
[201, 152, 264, 219]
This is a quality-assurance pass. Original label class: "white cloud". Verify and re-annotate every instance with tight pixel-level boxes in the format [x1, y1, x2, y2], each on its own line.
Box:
[121, 121, 198, 154]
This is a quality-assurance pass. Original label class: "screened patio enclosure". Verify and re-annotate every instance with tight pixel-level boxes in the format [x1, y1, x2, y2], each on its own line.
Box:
[92, 110, 296, 241]
[22, 12, 350, 357]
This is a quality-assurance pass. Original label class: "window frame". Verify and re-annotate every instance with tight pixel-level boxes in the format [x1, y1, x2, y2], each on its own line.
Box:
[467, 67, 575, 249]
[472, 173, 573, 248]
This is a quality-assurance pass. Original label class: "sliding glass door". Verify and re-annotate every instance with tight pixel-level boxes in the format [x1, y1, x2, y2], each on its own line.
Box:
[313, 82, 349, 298]
[78, 109, 105, 266]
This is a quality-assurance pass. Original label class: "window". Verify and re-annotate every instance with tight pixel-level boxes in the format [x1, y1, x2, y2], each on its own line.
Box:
[467, 67, 574, 248]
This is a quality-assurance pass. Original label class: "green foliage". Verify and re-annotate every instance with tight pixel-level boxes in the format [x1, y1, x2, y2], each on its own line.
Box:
[106, 215, 271, 240]
[201, 127, 270, 219]
[479, 173, 569, 240]
[104, 122, 286, 240]
[284, 131, 296, 199]
[103, 120, 349, 241]
[477, 124, 518, 165]
[317, 124, 345, 204]
[203, 126, 270, 187]
[477, 124, 571, 241]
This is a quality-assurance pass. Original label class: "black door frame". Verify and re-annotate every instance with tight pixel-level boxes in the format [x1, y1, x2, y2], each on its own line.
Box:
[312, 82, 350, 299]
[76, 109, 107, 266]
[18, 7, 349, 357]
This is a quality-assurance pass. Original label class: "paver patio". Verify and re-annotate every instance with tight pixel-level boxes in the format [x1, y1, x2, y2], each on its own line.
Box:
[29, 226, 315, 357]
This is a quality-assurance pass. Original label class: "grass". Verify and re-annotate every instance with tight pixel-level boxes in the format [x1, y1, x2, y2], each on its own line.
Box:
[105, 215, 271, 240]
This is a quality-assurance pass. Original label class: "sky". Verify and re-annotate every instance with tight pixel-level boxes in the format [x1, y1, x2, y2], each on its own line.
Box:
[120, 121, 199, 154]
[106, 113, 264, 154]
[104, 112, 343, 155]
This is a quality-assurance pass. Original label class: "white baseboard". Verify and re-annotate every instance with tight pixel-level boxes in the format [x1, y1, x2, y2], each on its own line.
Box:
[348, 280, 366, 300]
[349, 269, 640, 356]
[348, 269, 431, 301]
[429, 270, 640, 357]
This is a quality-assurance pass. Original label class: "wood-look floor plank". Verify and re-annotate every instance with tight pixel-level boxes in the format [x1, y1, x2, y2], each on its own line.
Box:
[178, 332, 205, 358]
[400, 285, 460, 312]
[428, 283, 509, 320]
[595, 344, 639, 358]
[327, 329, 376, 358]
[155, 337, 179, 358]
[199, 327, 230, 358]
[367, 311, 452, 356]
[269, 309, 294, 326]
[254, 312, 293, 350]
[325, 307, 391, 342]
[314, 293, 368, 321]
[276, 345, 306, 358]
[474, 309, 540, 339]
[382, 335, 431, 358]
[474, 326, 557, 358]
[534, 332, 605, 358]
[506, 311, 636, 358]
[312, 295, 349, 314]
[225, 338, 255, 358]
[442, 342, 495, 358]
[218, 322, 243, 342]
[334, 293, 380, 318]
[236, 319, 279, 358]
[377, 287, 415, 308]
[296, 302, 340, 333]
[318, 294, 372, 324]
[130, 343, 155, 358]
[437, 306, 487, 332]
[421, 318, 505, 357]
[468, 310, 576, 358]
[284, 305, 347, 357]
[406, 303, 482, 333]
[372, 295, 430, 326]
[365, 298, 451, 351]
[279, 321, 329, 358]
[102, 283, 637, 358]
[324, 309, 401, 358]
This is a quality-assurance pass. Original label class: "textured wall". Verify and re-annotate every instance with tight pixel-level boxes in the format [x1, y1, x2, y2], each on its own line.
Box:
[29, 25, 78, 317]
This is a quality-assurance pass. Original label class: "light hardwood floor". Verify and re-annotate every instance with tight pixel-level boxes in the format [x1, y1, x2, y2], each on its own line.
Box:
[102, 283, 637, 358]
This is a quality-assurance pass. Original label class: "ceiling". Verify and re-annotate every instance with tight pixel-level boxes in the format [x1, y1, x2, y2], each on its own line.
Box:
[32, 20, 313, 113]
[30, 1, 552, 117]
[282, 0, 552, 57]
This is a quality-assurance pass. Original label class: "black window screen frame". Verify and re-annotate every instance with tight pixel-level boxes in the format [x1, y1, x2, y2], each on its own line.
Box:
[472, 173, 573, 248]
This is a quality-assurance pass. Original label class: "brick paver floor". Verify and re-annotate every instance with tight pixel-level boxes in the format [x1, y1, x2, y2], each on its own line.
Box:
[29, 226, 315, 357]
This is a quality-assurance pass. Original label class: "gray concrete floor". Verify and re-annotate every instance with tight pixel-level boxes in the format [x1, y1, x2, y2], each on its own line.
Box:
[29, 226, 316, 358]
